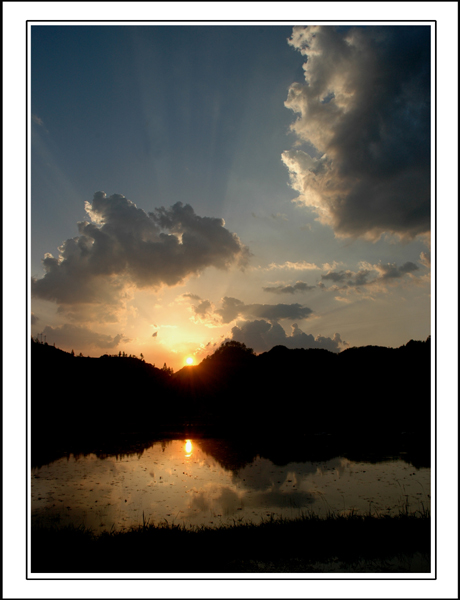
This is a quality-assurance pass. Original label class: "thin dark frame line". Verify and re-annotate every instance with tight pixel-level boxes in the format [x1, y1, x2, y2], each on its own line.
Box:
[26, 19, 436, 582]
[433, 18, 437, 582]
[29, 576, 434, 581]
[26, 17, 29, 581]
[26, 19, 437, 24]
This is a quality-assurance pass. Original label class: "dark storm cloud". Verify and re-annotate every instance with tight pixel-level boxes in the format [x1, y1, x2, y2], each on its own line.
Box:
[262, 281, 316, 294]
[282, 26, 431, 240]
[230, 320, 346, 353]
[40, 324, 130, 350]
[31, 313, 39, 325]
[216, 297, 313, 324]
[31, 192, 249, 307]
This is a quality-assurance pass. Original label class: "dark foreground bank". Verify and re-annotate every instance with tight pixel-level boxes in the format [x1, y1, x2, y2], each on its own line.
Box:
[32, 511, 430, 574]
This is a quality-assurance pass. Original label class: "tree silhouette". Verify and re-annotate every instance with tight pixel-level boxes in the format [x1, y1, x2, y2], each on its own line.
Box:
[161, 362, 174, 376]
[203, 340, 255, 366]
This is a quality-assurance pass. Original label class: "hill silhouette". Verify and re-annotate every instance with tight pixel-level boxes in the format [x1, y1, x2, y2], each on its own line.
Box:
[31, 337, 430, 461]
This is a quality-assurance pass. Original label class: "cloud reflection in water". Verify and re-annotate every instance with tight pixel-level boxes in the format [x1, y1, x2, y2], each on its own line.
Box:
[31, 438, 431, 532]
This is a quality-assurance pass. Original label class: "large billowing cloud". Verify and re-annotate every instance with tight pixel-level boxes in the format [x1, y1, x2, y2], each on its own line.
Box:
[32, 192, 249, 312]
[282, 26, 431, 240]
[230, 320, 347, 353]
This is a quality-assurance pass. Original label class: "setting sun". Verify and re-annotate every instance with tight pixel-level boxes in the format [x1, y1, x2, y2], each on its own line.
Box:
[185, 357, 194, 366]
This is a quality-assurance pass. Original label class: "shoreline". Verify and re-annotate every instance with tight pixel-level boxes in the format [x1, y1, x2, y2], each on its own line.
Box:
[32, 427, 431, 470]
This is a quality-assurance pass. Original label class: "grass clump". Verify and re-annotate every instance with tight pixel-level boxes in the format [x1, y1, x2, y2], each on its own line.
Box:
[31, 510, 430, 574]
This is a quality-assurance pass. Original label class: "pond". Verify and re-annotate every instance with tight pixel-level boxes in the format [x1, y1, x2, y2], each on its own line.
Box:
[31, 438, 430, 534]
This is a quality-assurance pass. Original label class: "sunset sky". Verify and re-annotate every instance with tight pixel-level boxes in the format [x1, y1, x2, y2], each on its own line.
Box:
[30, 23, 433, 370]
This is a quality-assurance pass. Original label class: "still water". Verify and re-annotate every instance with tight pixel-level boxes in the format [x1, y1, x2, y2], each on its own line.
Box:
[31, 438, 430, 534]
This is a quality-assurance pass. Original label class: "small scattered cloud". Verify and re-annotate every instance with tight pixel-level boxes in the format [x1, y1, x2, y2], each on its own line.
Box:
[180, 294, 220, 326]
[39, 324, 130, 350]
[263, 281, 316, 294]
[190, 299, 219, 325]
[321, 269, 373, 286]
[31, 313, 39, 325]
[32, 114, 44, 127]
[32, 114, 49, 134]
[419, 251, 431, 269]
[181, 294, 314, 326]
[271, 213, 288, 221]
[250, 211, 288, 222]
[321, 261, 342, 272]
[216, 297, 313, 324]
[376, 261, 419, 280]
[266, 260, 319, 271]
[320, 260, 421, 293]
[152, 331, 158, 338]
[230, 320, 347, 353]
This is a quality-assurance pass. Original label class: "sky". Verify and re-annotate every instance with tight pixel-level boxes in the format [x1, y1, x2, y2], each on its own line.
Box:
[30, 23, 433, 371]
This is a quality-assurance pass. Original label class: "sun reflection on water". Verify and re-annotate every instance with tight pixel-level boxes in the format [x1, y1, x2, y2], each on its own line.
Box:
[31, 439, 431, 534]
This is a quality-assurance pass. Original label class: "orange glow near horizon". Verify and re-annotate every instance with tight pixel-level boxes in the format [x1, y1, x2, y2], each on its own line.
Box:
[185, 440, 193, 457]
